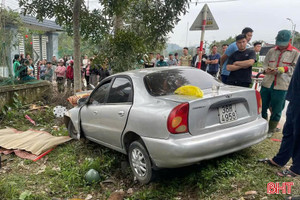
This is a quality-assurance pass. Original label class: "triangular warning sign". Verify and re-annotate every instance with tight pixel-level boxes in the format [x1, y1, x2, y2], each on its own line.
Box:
[190, 4, 219, 31]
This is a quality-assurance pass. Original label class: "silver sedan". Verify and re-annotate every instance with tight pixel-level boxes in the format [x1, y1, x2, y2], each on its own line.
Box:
[65, 66, 268, 184]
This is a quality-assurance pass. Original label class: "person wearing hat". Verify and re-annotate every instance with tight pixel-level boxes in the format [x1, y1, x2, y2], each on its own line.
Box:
[260, 30, 300, 137]
[259, 58, 300, 179]
[55, 59, 66, 93]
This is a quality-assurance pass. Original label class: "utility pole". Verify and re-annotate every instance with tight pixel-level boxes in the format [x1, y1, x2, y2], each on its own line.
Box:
[287, 18, 296, 46]
[185, 22, 189, 47]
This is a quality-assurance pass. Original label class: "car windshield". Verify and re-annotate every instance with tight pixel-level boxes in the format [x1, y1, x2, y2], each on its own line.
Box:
[144, 68, 221, 96]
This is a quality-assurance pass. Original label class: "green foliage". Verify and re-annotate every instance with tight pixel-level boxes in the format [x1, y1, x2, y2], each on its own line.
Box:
[0, 8, 23, 26]
[210, 36, 236, 54]
[95, 30, 150, 72]
[0, 101, 57, 131]
[19, 0, 190, 72]
[0, 180, 19, 200]
[19, 0, 110, 42]
[1, 92, 23, 115]
[58, 32, 99, 58]
[19, 190, 32, 200]
[0, 8, 23, 71]
[292, 31, 300, 50]
[0, 104, 298, 199]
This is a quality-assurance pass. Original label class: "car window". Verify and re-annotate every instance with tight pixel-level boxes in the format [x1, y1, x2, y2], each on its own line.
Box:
[89, 81, 111, 105]
[144, 68, 221, 96]
[107, 77, 133, 103]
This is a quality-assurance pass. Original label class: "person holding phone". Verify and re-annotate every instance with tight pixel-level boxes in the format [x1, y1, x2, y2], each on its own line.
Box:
[260, 30, 300, 137]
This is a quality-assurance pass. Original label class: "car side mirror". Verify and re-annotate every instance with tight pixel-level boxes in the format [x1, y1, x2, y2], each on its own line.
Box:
[77, 97, 88, 106]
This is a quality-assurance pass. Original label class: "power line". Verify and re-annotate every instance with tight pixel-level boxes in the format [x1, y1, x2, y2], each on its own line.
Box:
[190, 0, 238, 4]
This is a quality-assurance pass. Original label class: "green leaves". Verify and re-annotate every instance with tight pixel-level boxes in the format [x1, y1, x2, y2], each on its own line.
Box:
[19, 191, 32, 200]
[18, 0, 190, 72]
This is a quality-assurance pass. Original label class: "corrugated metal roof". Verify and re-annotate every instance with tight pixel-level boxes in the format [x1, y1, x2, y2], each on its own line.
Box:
[20, 15, 63, 32]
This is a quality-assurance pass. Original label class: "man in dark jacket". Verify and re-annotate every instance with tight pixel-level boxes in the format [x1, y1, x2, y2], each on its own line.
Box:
[261, 59, 300, 178]
[99, 59, 110, 82]
[226, 34, 256, 87]
[192, 47, 207, 71]
[89, 58, 100, 87]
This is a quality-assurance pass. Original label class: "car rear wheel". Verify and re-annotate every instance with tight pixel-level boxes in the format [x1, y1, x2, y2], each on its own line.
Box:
[128, 140, 154, 184]
[68, 120, 78, 139]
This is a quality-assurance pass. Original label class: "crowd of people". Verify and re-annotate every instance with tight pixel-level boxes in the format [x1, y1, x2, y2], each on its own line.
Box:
[143, 44, 227, 77]
[143, 27, 300, 179]
[12, 54, 110, 93]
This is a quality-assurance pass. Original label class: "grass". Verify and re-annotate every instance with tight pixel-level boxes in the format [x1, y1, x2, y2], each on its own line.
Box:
[0, 105, 299, 200]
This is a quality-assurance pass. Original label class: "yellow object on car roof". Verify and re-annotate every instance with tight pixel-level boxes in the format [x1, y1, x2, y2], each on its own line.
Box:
[174, 85, 203, 98]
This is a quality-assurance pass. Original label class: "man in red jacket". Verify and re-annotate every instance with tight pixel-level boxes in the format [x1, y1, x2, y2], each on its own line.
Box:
[66, 60, 74, 91]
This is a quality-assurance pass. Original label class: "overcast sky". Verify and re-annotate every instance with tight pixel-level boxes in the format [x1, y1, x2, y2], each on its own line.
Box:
[168, 0, 300, 47]
[6, 0, 299, 48]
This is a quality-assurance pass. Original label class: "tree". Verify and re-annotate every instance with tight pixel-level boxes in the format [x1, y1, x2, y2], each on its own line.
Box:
[92, 0, 191, 72]
[292, 31, 300, 50]
[73, 0, 81, 92]
[209, 36, 235, 54]
[0, 8, 23, 78]
[19, 0, 190, 85]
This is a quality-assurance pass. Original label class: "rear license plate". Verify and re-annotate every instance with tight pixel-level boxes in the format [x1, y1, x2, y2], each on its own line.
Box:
[218, 104, 238, 124]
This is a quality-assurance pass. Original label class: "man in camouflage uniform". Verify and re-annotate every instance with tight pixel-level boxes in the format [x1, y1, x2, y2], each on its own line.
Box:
[179, 47, 192, 66]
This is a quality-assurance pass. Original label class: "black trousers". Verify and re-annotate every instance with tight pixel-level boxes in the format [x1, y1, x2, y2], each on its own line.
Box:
[273, 102, 300, 174]
[207, 71, 217, 77]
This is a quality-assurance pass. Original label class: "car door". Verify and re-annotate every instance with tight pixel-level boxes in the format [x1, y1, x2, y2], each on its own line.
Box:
[81, 77, 133, 148]
[80, 80, 112, 142]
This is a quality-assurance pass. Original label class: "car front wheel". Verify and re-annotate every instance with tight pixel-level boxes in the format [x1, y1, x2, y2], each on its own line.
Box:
[128, 140, 154, 184]
[68, 120, 78, 139]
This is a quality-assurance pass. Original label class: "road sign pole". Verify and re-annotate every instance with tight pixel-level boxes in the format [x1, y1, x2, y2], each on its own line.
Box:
[197, 4, 208, 69]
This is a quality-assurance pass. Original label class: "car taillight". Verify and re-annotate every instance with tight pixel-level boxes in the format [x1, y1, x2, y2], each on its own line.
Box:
[167, 103, 189, 134]
[255, 90, 262, 114]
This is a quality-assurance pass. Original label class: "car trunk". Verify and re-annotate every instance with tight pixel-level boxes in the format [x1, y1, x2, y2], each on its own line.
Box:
[157, 85, 259, 136]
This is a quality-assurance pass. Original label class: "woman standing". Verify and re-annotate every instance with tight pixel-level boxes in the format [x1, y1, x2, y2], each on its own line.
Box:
[13, 54, 21, 79]
[55, 59, 67, 93]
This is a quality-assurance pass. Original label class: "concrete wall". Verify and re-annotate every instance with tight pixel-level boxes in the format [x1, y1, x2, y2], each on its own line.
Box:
[46, 32, 59, 61]
[0, 81, 52, 109]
